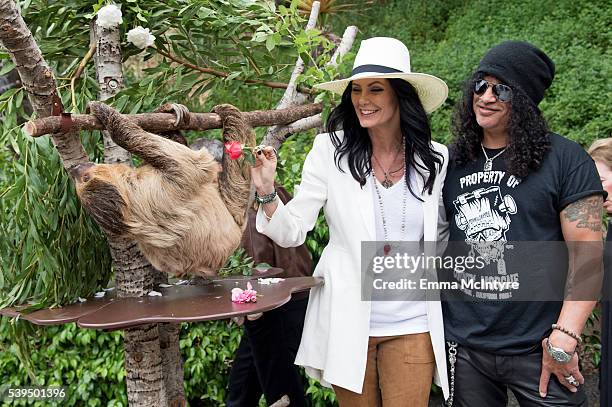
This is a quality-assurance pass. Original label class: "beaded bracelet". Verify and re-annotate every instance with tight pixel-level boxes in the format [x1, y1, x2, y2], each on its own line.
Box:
[255, 189, 277, 205]
[552, 324, 582, 343]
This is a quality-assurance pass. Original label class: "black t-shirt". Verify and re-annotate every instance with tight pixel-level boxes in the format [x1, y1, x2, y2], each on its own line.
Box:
[441, 133, 605, 354]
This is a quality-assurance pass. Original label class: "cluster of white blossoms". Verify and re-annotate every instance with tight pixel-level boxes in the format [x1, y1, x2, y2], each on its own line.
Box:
[96, 4, 156, 50]
[96, 4, 123, 29]
[126, 26, 156, 49]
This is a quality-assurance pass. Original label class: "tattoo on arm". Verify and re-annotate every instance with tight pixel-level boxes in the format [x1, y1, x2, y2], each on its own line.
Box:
[562, 195, 603, 231]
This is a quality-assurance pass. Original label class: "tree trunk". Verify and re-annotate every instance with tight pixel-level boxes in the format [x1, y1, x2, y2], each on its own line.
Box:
[124, 323, 167, 405]
[0, 0, 87, 169]
[93, 20, 185, 406]
[92, 21, 131, 164]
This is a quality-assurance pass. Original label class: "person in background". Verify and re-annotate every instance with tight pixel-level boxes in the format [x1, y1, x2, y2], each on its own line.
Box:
[442, 40, 605, 406]
[587, 138, 612, 407]
[251, 37, 450, 406]
[194, 138, 313, 407]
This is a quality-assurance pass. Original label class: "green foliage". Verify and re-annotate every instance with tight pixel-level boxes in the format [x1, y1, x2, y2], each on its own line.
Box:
[1, 0, 609, 404]
[0, 317, 336, 407]
[180, 320, 243, 405]
[0, 317, 241, 406]
[0, 318, 127, 406]
[0, 0, 335, 309]
[217, 247, 271, 277]
[0, 88, 112, 309]
[334, 0, 611, 147]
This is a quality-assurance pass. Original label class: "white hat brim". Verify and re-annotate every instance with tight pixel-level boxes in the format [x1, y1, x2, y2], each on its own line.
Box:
[315, 72, 449, 114]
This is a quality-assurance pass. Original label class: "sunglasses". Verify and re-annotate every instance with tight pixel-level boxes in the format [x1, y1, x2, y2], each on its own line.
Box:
[473, 79, 512, 103]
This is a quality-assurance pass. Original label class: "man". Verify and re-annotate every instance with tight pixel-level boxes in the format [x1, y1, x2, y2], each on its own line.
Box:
[441, 41, 605, 406]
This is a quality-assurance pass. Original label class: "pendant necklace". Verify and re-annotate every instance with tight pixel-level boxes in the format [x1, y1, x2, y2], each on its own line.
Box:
[481, 143, 508, 172]
[372, 145, 407, 256]
[372, 145, 403, 188]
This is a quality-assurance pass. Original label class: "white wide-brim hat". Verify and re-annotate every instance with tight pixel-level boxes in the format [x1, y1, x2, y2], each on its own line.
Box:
[315, 37, 448, 113]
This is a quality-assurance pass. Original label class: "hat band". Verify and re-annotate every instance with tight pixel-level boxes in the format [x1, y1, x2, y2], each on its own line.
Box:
[351, 64, 402, 76]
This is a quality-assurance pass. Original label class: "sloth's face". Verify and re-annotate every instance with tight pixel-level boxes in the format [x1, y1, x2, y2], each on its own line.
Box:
[70, 163, 129, 236]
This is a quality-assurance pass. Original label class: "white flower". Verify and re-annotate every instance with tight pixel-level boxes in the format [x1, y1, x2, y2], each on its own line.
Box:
[97, 4, 123, 29]
[127, 26, 156, 49]
[257, 277, 285, 285]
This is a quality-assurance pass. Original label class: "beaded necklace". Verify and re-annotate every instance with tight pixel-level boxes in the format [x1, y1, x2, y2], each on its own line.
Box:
[371, 143, 407, 256]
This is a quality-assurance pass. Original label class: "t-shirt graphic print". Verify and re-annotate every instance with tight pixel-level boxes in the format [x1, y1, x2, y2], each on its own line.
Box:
[441, 133, 605, 353]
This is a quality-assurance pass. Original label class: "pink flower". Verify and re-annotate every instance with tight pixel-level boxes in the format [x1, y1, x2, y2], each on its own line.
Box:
[225, 141, 244, 160]
[231, 281, 258, 303]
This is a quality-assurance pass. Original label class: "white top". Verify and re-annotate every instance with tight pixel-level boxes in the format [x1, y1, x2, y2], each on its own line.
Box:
[255, 132, 450, 398]
[369, 171, 429, 336]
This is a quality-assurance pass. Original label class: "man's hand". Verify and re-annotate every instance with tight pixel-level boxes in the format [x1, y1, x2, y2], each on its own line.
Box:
[539, 333, 583, 397]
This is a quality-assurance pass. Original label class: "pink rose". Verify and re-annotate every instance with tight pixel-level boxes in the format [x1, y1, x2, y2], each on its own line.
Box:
[231, 281, 258, 303]
[224, 141, 243, 160]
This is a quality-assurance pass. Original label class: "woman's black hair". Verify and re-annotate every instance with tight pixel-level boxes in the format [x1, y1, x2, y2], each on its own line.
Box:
[326, 78, 443, 198]
[451, 72, 550, 178]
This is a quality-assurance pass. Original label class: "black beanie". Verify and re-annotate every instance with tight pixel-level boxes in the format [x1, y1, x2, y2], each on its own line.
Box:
[477, 41, 555, 106]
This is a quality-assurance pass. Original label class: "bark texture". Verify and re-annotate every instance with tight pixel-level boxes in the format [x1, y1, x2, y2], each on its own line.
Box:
[24, 103, 323, 137]
[124, 324, 166, 405]
[93, 20, 131, 164]
[0, 0, 87, 169]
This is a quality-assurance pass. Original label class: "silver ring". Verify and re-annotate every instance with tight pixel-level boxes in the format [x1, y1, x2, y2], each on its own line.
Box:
[565, 375, 579, 387]
[255, 145, 277, 157]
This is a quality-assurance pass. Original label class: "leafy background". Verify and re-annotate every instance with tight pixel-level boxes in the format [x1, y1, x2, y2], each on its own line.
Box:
[0, 0, 610, 405]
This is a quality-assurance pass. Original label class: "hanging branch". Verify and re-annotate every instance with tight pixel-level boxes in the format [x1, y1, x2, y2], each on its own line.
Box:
[262, 1, 321, 150]
[70, 43, 96, 109]
[154, 47, 313, 94]
[262, 24, 358, 149]
[23, 103, 322, 137]
[275, 0, 321, 109]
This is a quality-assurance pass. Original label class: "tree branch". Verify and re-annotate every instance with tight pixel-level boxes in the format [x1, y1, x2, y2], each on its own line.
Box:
[24, 103, 323, 137]
[329, 25, 358, 68]
[154, 47, 313, 94]
[70, 43, 96, 109]
[262, 1, 321, 150]
[262, 22, 358, 150]
[0, 0, 88, 168]
[275, 0, 321, 110]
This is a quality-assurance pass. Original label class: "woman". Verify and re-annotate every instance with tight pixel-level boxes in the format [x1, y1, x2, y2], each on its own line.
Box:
[251, 37, 449, 406]
[587, 138, 612, 407]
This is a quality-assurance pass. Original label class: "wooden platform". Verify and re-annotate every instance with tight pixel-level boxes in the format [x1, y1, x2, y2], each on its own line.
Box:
[0, 270, 322, 330]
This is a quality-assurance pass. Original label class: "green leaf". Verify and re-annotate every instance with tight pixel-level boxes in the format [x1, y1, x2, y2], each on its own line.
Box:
[265, 35, 276, 51]
[0, 61, 16, 76]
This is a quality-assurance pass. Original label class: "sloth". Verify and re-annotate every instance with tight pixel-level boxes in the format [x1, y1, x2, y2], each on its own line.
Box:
[70, 101, 254, 277]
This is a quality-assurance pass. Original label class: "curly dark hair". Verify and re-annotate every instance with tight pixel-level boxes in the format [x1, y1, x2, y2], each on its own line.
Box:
[326, 78, 443, 198]
[451, 72, 550, 178]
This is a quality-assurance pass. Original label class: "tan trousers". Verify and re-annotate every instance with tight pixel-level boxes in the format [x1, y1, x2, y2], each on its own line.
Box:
[333, 332, 435, 407]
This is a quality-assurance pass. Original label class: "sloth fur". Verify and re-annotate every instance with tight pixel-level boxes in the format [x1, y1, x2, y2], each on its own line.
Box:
[71, 101, 254, 277]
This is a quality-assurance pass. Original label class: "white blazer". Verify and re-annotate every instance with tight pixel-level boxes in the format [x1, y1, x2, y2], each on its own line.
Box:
[256, 131, 450, 398]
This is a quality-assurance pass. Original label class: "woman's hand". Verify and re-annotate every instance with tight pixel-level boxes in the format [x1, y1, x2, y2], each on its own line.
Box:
[251, 145, 277, 195]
